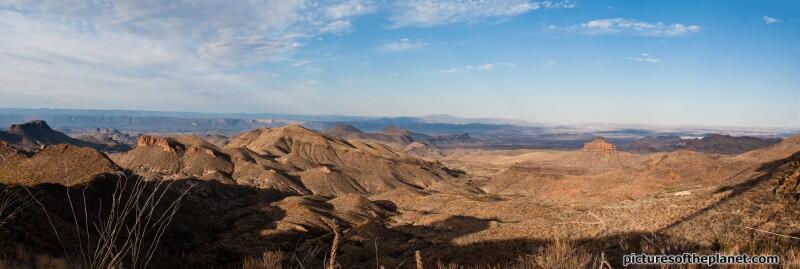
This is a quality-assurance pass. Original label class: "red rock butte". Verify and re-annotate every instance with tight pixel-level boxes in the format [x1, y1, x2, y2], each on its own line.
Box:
[138, 135, 181, 153]
[582, 137, 617, 153]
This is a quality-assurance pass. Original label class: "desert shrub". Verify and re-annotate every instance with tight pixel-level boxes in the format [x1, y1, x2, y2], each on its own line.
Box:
[29, 173, 190, 269]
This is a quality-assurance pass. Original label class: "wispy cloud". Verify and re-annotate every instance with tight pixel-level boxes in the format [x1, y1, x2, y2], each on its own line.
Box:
[438, 68, 461, 74]
[438, 62, 516, 73]
[477, 63, 496, 71]
[551, 18, 701, 37]
[0, 3, 349, 112]
[0, 0, 376, 68]
[763, 16, 780, 24]
[0, 0, 571, 72]
[389, 0, 575, 28]
[379, 38, 429, 52]
[628, 53, 660, 64]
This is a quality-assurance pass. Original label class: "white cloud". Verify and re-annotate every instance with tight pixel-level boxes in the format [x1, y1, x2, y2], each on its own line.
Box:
[326, 0, 374, 18]
[477, 63, 496, 71]
[545, 60, 557, 67]
[438, 68, 461, 74]
[628, 53, 660, 64]
[379, 38, 428, 52]
[763, 16, 779, 24]
[321, 20, 353, 34]
[438, 62, 515, 73]
[389, 0, 575, 27]
[552, 18, 701, 37]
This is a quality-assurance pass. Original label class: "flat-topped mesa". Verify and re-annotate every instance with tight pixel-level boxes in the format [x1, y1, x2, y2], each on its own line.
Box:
[137, 135, 183, 153]
[9, 120, 51, 132]
[583, 137, 617, 154]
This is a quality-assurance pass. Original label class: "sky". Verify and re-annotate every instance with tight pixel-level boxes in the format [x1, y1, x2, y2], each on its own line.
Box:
[0, 0, 798, 128]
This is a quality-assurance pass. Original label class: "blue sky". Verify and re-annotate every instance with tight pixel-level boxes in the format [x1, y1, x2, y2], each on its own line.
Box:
[0, 0, 798, 127]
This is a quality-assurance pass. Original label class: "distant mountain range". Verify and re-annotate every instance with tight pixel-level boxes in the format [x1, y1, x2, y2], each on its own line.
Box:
[0, 107, 795, 151]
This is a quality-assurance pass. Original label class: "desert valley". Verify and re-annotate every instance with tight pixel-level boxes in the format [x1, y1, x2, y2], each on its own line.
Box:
[1, 1, 798, 268]
[0, 109, 798, 268]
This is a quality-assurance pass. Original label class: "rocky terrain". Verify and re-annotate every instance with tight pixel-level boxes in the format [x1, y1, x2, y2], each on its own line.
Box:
[619, 134, 782, 155]
[323, 124, 444, 159]
[73, 128, 136, 152]
[0, 120, 799, 268]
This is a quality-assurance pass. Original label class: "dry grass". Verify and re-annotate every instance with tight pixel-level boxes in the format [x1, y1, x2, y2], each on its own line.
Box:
[416, 250, 423, 269]
[243, 251, 284, 269]
[0, 187, 31, 230]
[326, 219, 340, 269]
[528, 238, 593, 269]
[27, 173, 190, 269]
[430, 237, 599, 269]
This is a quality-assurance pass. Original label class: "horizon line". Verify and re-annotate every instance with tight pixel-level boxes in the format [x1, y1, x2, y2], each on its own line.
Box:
[0, 106, 797, 132]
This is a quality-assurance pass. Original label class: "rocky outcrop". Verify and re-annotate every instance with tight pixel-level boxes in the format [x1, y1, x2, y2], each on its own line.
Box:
[583, 137, 616, 154]
[77, 128, 135, 152]
[138, 135, 182, 153]
[114, 135, 233, 180]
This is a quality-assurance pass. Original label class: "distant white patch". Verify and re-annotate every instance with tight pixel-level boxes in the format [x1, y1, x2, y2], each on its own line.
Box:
[438, 68, 461, 74]
[477, 63, 495, 71]
[378, 38, 429, 52]
[628, 53, 660, 64]
[389, 0, 575, 28]
[763, 16, 780, 24]
[672, 190, 692, 197]
[438, 62, 516, 73]
[552, 18, 701, 37]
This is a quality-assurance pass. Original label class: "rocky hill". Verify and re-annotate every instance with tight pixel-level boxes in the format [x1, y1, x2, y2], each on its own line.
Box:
[663, 148, 800, 254]
[736, 135, 800, 163]
[226, 124, 454, 195]
[0, 120, 107, 152]
[582, 137, 617, 154]
[620, 134, 781, 154]
[324, 124, 417, 145]
[0, 141, 118, 185]
[617, 135, 686, 153]
[109, 124, 455, 197]
[111, 135, 235, 182]
[203, 133, 231, 147]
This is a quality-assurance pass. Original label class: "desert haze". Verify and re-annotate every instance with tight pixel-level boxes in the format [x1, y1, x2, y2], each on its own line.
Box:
[1, 0, 800, 268]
